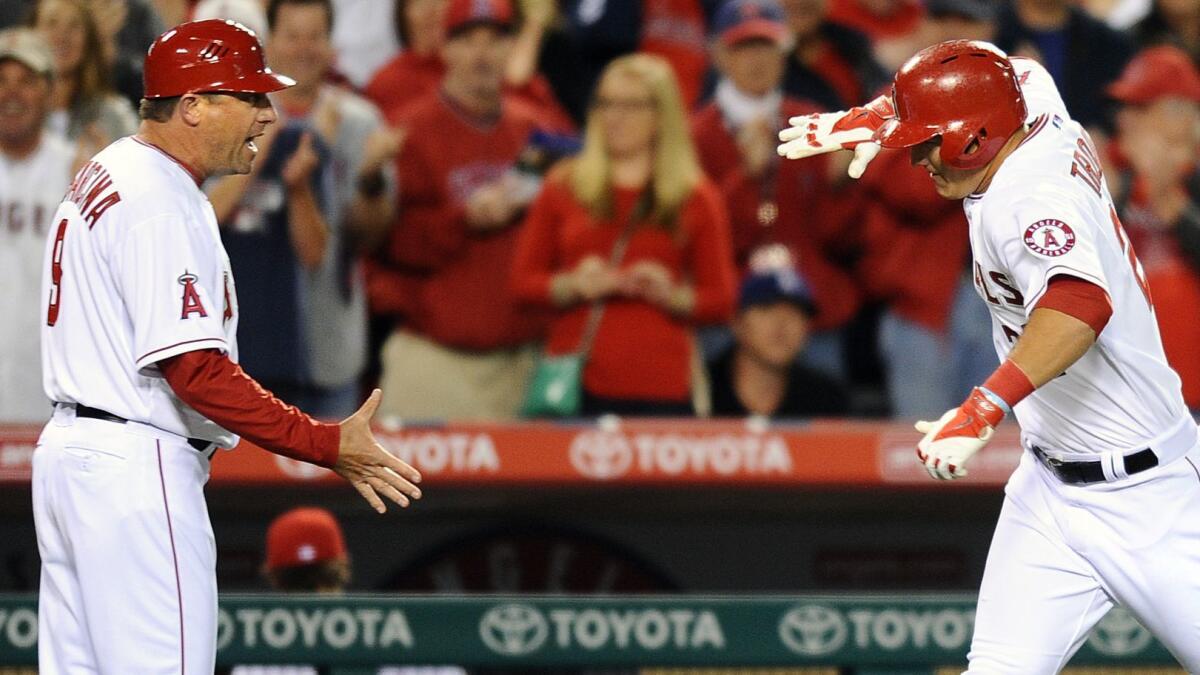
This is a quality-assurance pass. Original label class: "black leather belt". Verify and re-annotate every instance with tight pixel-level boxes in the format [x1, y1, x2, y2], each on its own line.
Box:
[1032, 445, 1158, 485]
[73, 404, 215, 454]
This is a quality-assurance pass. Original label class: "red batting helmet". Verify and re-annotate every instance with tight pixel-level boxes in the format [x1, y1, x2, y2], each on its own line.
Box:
[143, 19, 294, 99]
[874, 40, 1027, 170]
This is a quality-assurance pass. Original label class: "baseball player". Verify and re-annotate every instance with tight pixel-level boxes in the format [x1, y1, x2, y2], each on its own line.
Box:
[779, 41, 1200, 672]
[34, 19, 422, 674]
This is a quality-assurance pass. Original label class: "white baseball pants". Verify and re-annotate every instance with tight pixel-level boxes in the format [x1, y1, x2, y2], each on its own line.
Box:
[966, 437, 1200, 674]
[33, 407, 218, 674]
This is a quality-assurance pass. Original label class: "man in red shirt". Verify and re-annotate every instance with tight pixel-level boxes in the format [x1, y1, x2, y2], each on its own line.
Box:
[691, 0, 860, 335]
[370, 0, 547, 420]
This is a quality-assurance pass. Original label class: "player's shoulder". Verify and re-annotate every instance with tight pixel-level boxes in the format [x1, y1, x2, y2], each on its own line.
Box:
[79, 138, 205, 226]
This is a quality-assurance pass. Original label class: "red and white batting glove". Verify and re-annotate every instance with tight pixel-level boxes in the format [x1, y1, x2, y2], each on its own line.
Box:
[776, 95, 894, 179]
[914, 388, 1006, 480]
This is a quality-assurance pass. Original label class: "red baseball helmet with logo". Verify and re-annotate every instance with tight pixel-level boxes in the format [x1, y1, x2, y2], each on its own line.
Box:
[143, 19, 294, 99]
[874, 39, 1027, 170]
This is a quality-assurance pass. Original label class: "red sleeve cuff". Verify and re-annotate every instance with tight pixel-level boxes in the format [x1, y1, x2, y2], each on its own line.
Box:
[1035, 275, 1113, 335]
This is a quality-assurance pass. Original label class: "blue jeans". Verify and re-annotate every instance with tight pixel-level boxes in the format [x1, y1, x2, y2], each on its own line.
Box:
[880, 276, 997, 419]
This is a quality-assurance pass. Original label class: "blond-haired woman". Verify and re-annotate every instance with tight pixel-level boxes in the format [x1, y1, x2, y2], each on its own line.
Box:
[32, 0, 137, 151]
[512, 54, 736, 416]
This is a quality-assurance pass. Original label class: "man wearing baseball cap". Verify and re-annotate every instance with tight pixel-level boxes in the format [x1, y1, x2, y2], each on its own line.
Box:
[0, 28, 76, 425]
[706, 254, 850, 418]
[1107, 45, 1200, 409]
[371, 0, 548, 421]
[34, 19, 422, 673]
[691, 0, 862, 341]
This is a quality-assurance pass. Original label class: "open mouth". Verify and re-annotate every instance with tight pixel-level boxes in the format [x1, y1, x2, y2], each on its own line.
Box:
[245, 134, 260, 154]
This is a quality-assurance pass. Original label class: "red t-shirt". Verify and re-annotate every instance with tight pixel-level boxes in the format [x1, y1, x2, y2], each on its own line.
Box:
[854, 147, 969, 332]
[690, 98, 863, 330]
[371, 92, 547, 350]
[512, 170, 736, 401]
[639, 0, 709, 108]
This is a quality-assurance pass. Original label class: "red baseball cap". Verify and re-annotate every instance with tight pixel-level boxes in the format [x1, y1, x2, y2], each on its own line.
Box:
[265, 507, 347, 570]
[444, 0, 513, 39]
[1107, 45, 1200, 105]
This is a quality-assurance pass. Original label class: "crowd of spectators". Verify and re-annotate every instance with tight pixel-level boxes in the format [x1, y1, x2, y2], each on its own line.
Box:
[3, 0, 1200, 424]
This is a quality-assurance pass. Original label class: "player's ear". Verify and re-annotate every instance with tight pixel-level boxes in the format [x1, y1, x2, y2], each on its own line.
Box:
[178, 94, 206, 127]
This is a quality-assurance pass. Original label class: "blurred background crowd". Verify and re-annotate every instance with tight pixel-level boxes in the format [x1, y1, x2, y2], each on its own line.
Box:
[3, 0, 1200, 425]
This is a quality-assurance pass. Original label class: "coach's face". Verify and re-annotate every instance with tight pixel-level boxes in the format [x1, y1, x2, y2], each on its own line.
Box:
[199, 91, 277, 176]
[0, 59, 49, 150]
[911, 137, 981, 200]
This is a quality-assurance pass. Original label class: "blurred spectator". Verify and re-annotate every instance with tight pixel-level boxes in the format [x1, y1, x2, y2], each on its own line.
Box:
[0, 29, 76, 422]
[512, 54, 736, 416]
[690, 0, 860, 334]
[207, 0, 399, 419]
[1081, 0, 1152, 30]
[222, 508, 466, 675]
[1134, 0, 1200, 62]
[367, 0, 571, 130]
[827, 0, 922, 39]
[371, 0, 548, 421]
[262, 507, 352, 593]
[1107, 45, 1200, 409]
[89, 0, 164, 105]
[923, 0, 996, 42]
[30, 0, 138, 152]
[638, 0, 712, 107]
[780, 0, 888, 110]
[364, 0, 447, 117]
[708, 260, 849, 417]
[994, 0, 1134, 130]
[193, 0, 269, 37]
[852, 2, 997, 418]
[331, 0, 401, 88]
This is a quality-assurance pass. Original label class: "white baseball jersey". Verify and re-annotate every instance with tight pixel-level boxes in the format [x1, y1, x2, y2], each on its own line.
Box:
[0, 133, 74, 422]
[965, 58, 1195, 460]
[40, 136, 240, 447]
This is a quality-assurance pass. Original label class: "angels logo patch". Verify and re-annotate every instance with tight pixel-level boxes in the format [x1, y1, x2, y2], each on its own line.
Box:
[1024, 219, 1076, 257]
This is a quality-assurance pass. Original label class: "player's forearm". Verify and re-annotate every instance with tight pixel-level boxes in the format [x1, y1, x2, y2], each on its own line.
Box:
[286, 185, 331, 269]
[1006, 307, 1098, 388]
[206, 174, 255, 225]
[158, 349, 340, 468]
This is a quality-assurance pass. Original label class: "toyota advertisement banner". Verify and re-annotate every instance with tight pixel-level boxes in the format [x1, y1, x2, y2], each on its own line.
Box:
[0, 595, 1176, 667]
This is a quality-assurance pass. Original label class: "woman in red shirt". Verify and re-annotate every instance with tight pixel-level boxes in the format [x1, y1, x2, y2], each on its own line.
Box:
[512, 54, 737, 416]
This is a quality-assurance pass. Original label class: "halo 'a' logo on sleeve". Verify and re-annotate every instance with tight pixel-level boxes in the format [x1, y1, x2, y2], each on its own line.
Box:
[178, 271, 208, 319]
[1023, 219, 1076, 257]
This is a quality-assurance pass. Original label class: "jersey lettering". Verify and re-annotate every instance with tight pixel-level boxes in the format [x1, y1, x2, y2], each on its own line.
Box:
[179, 272, 208, 319]
[1109, 206, 1154, 309]
[66, 161, 123, 229]
[222, 272, 233, 324]
[46, 218, 68, 326]
[1069, 136, 1103, 198]
[989, 271, 1026, 307]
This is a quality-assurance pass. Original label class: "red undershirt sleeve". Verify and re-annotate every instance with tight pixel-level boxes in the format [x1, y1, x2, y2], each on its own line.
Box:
[1033, 274, 1113, 335]
[158, 349, 341, 468]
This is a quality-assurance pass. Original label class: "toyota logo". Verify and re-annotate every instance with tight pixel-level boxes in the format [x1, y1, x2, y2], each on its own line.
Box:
[569, 431, 633, 480]
[1088, 607, 1152, 657]
[479, 604, 549, 656]
[778, 605, 847, 656]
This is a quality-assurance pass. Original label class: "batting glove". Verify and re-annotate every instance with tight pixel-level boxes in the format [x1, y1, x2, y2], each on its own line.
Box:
[914, 388, 1006, 480]
[776, 95, 894, 179]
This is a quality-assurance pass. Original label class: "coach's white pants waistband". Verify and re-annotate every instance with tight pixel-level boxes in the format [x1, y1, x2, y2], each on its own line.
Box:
[50, 403, 215, 456]
[1024, 415, 1199, 478]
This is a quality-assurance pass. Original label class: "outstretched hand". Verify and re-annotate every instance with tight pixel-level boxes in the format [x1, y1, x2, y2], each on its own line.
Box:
[334, 389, 422, 513]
